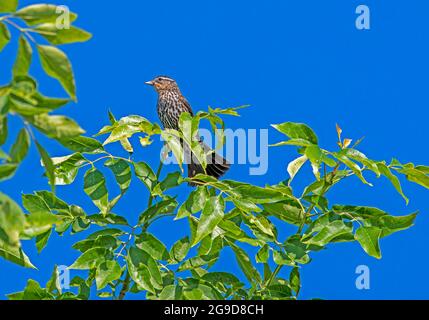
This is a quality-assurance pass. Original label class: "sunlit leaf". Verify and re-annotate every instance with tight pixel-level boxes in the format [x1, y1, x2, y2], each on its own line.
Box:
[95, 260, 121, 290]
[272, 122, 318, 145]
[0, 1, 18, 13]
[28, 114, 84, 139]
[192, 196, 224, 247]
[10, 128, 30, 164]
[105, 158, 131, 195]
[169, 236, 190, 263]
[38, 45, 76, 100]
[127, 247, 162, 292]
[13, 36, 33, 77]
[51, 153, 87, 185]
[58, 136, 104, 154]
[133, 161, 157, 191]
[355, 226, 382, 259]
[35, 23, 92, 45]
[136, 233, 169, 261]
[16, 4, 77, 25]
[287, 155, 308, 184]
[84, 168, 109, 214]
[0, 22, 11, 52]
[230, 242, 261, 285]
[69, 247, 113, 270]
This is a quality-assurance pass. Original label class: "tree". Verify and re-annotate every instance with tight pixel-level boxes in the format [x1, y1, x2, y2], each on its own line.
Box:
[1, 2, 428, 300]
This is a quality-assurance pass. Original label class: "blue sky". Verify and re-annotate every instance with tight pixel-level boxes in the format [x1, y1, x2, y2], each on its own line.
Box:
[1, 0, 429, 299]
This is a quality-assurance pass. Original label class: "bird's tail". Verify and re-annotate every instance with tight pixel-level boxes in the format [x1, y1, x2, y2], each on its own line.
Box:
[187, 143, 230, 183]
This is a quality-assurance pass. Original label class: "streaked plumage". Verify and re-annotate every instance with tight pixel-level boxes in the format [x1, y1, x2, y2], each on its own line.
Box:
[146, 76, 230, 180]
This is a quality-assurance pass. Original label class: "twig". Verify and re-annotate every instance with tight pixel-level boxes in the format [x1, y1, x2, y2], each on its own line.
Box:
[118, 273, 131, 300]
[4, 18, 37, 44]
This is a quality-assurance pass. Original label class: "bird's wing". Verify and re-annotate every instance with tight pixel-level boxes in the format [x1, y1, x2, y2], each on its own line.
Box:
[180, 95, 194, 116]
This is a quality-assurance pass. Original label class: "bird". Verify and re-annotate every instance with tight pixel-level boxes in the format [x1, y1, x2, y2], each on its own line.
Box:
[145, 76, 230, 181]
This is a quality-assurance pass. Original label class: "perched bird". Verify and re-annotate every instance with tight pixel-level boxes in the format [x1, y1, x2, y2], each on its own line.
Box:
[145, 76, 230, 180]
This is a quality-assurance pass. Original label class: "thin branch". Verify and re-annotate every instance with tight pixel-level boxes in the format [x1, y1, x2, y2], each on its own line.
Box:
[4, 18, 37, 44]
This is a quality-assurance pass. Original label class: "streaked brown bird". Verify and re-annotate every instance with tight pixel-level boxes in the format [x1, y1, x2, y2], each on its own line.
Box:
[146, 76, 230, 180]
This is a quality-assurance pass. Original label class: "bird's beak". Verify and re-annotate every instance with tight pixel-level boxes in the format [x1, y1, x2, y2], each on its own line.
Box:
[145, 80, 154, 86]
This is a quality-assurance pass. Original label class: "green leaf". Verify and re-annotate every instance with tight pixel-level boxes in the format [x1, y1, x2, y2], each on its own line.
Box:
[95, 260, 122, 290]
[20, 280, 54, 300]
[37, 45, 76, 100]
[35, 23, 92, 45]
[69, 247, 113, 270]
[133, 161, 157, 191]
[161, 130, 185, 172]
[242, 214, 277, 242]
[16, 4, 77, 26]
[201, 272, 243, 289]
[136, 233, 169, 261]
[333, 153, 372, 186]
[0, 240, 36, 269]
[223, 180, 285, 204]
[0, 22, 11, 52]
[0, 192, 25, 247]
[138, 197, 178, 225]
[273, 250, 294, 266]
[256, 244, 270, 263]
[343, 149, 380, 176]
[0, 163, 17, 181]
[0, 115, 8, 146]
[0, 0, 18, 13]
[152, 171, 184, 196]
[181, 279, 224, 300]
[51, 153, 87, 185]
[287, 155, 308, 184]
[10, 128, 30, 163]
[272, 122, 318, 145]
[230, 242, 261, 285]
[376, 162, 408, 203]
[333, 205, 418, 238]
[176, 186, 208, 220]
[303, 220, 353, 247]
[35, 229, 52, 253]
[283, 235, 311, 265]
[157, 285, 184, 300]
[177, 254, 219, 272]
[84, 168, 109, 214]
[290, 267, 301, 295]
[32, 92, 69, 110]
[27, 114, 84, 139]
[355, 226, 382, 259]
[127, 247, 162, 292]
[169, 236, 190, 263]
[58, 136, 104, 154]
[192, 196, 224, 247]
[98, 115, 159, 146]
[395, 165, 429, 190]
[72, 235, 120, 253]
[263, 199, 304, 226]
[105, 158, 131, 195]
[46, 265, 62, 294]
[13, 36, 33, 77]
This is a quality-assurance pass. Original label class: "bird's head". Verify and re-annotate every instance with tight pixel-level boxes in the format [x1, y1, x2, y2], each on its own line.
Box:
[145, 76, 179, 93]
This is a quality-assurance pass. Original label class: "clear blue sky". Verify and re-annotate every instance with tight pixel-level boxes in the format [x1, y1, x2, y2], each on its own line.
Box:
[1, 0, 429, 299]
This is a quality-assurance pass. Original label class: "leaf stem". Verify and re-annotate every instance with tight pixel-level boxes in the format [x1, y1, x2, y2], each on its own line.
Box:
[4, 18, 37, 44]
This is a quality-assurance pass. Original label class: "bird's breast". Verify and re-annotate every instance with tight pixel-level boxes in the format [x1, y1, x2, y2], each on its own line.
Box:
[157, 91, 185, 130]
